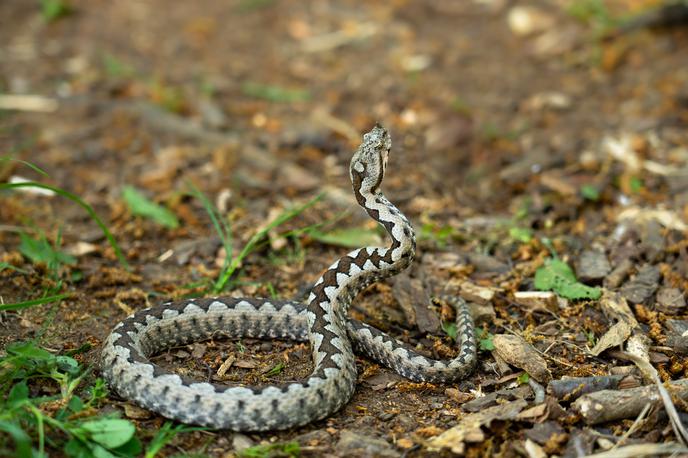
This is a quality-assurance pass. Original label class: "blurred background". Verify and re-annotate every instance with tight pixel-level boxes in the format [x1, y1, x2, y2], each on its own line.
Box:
[1, 0, 688, 456]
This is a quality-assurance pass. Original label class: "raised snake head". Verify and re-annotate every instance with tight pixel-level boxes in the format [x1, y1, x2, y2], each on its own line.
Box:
[350, 124, 391, 197]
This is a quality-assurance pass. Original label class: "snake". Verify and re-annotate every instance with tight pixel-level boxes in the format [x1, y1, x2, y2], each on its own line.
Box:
[100, 125, 477, 431]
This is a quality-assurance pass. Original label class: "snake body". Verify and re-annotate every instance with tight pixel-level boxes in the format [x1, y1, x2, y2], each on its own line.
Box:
[101, 126, 477, 431]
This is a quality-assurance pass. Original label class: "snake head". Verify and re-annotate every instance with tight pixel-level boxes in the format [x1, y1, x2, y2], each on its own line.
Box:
[350, 125, 391, 196]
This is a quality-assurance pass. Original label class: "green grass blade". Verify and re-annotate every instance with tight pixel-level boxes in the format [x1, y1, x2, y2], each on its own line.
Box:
[0, 420, 33, 458]
[122, 186, 180, 229]
[0, 157, 49, 177]
[0, 181, 129, 269]
[0, 293, 70, 312]
[186, 183, 233, 273]
[213, 193, 323, 293]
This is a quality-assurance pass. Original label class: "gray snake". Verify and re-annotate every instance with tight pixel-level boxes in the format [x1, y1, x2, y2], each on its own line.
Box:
[100, 125, 477, 431]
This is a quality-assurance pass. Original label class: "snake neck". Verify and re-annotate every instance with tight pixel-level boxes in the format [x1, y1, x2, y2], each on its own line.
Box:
[309, 189, 415, 318]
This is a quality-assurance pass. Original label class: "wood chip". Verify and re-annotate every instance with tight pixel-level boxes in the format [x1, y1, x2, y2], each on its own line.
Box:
[575, 250, 611, 283]
[513, 291, 558, 312]
[492, 334, 552, 382]
[428, 399, 528, 454]
[620, 264, 661, 304]
[216, 354, 236, 377]
[459, 281, 496, 305]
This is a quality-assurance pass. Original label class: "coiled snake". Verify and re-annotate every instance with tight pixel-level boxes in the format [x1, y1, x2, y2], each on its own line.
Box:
[101, 125, 477, 431]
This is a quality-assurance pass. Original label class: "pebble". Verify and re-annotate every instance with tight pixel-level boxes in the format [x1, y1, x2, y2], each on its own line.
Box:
[655, 287, 686, 313]
[620, 264, 661, 303]
[336, 430, 399, 458]
[507, 6, 555, 37]
[231, 433, 254, 452]
[575, 250, 611, 283]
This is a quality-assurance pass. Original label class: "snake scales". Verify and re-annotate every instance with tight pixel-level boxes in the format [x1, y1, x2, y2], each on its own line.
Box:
[101, 125, 477, 431]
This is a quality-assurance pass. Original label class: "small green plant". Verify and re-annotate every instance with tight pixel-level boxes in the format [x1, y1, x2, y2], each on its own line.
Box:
[241, 82, 310, 103]
[0, 293, 70, 313]
[580, 184, 600, 201]
[210, 194, 323, 293]
[143, 422, 205, 458]
[39, 0, 71, 22]
[237, 0, 275, 11]
[517, 372, 530, 385]
[419, 222, 456, 248]
[534, 258, 601, 300]
[18, 231, 76, 270]
[102, 53, 136, 79]
[0, 176, 129, 269]
[0, 341, 141, 457]
[307, 227, 380, 248]
[441, 320, 457, 341]
[238, 440, 300, 458]
[508, 227, 533, 244]
[477, 327, 495, 351]
[264, 362, 284, 378]
[122, 186, 180, 229]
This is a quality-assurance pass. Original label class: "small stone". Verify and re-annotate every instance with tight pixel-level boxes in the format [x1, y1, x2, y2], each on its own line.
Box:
[396, 414, 417, 430]
[337, 430, 399, 458]
[232, 434, 254, 452]
[620, 264, 661, 304]
[604, 258, 634, 289]
[507, 6, 555, 37]
[123, 403, 152, 420]
[575, 250, 611, 283]
[513, 291, 558, 312]
[191, 343, 206, 359]
[259, 342, 273, 352]
[656, 287, 686, 313]
[460, 282, 496, 305]
[378, 411, 397, 422]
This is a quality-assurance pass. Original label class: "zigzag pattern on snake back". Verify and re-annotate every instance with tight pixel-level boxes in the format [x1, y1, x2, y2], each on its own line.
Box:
[100, 125, 477, 431]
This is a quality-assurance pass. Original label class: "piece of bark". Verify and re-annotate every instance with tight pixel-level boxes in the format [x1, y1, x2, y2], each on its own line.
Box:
[513, 291, 558, 312]
[604, 258, 634, 289]
[656, 287, 686, 314]
[575, 250, 611, 283]
[620, 264, 661, 304]
[391, 274, 441, 334]
[665, 320, 688, 355]
[493, 334, 552, 383]
[572, 378, 688, 425]
[547, 375, 624, 401]
[460, 281, 496, 305]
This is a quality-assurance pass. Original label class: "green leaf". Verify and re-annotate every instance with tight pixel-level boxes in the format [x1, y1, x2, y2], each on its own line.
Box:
[629, 176, 643, 193]
[122, 186, 179, 229]
[241, 82, 310, 103]
[477, 327, 495, 351]
[56, 356, 81, 376]
[0, 293, 71, 312]
[309, 227, 380, 248]
[40, 0, 72, 22]
[508, 227, 533, 243]
[0, 262, 28, 274]
[18, 232, 76, 266]
[7, 341, 55, 362]
[112, 436, 142, 457]
[239, 441, 300, 458]
[441, 321, 457, 341]
[517, 372, 530, 385]
[7, 381, 29, 408]
[0, 181, 129, 269]
[580, 184, 600, 201]
[534, 258, 601, 300]
[0, 420, 33, 458]
[264, 362, 284, 377]
[80, 419, 136, 449]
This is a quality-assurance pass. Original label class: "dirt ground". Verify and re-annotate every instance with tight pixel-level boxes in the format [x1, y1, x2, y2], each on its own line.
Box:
[1, 0, 688, 456]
